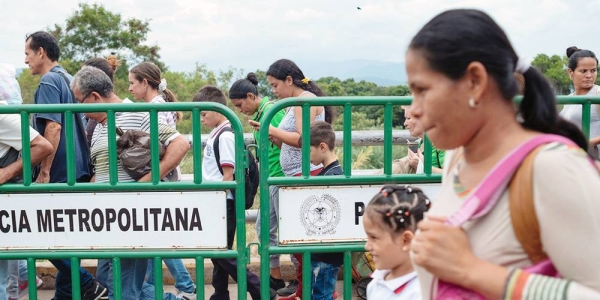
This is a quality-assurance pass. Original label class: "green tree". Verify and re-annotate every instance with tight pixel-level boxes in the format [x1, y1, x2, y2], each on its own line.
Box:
[17, 69, 40, 104]
[531, 54, 570, 94]
[48, 3, 165, 73]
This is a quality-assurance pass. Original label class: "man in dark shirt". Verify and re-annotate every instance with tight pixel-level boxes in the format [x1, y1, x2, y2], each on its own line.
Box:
[24, 30, 105, 300]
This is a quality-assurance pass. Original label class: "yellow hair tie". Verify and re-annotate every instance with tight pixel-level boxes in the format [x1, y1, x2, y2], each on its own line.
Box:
[301, 77, 310, 84]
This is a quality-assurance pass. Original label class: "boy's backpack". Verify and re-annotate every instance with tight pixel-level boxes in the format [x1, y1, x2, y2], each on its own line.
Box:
[214, 126, 259, 209]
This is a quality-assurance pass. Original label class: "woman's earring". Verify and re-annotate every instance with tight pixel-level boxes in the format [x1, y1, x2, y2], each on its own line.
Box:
[468, 97, 478, 108]
[402, 246, 408, 251]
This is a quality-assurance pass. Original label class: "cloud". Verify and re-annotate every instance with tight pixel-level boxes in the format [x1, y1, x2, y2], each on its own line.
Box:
[1, 0, 599, 75]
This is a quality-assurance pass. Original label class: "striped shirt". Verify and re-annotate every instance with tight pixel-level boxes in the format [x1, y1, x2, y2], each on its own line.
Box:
[91, 100, 180, 183]
[149, 95, 181, 180]
[150, 95, 178, 128]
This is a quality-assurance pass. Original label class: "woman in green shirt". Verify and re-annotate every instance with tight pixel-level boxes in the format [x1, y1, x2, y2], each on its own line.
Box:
[229, 72, 288, 290]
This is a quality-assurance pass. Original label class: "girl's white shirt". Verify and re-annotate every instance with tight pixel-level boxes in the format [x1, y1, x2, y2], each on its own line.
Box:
[367, 270, 421, 300]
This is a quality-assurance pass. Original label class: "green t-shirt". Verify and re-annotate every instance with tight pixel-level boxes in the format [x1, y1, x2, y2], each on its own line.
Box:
[419, 139, 446, 169]
[253, 97, 286, 177]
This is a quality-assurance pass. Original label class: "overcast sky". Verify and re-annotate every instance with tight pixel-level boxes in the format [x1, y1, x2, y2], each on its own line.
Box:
[2, 0, 599, 73]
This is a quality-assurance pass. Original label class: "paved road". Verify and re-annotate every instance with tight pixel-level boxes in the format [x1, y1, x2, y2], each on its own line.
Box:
[22, 282, 361, 299]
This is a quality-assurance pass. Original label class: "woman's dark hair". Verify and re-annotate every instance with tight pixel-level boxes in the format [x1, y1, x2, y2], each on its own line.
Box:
[409, 9, 588, 150]
[130, 62, 182, 121]
[366, 185, 431, 234]
[83, 55, 120, 82]
[267, 59, 336, 124]
[229, 72, 259, 99]
[566, 46, 598, 71]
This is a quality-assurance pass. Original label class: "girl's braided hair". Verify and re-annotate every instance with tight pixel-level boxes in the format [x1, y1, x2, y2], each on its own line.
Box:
[366, 185, 431, 233]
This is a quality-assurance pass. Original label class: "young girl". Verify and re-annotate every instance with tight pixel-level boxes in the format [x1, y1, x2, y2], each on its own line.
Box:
[363, 185, 430, 300]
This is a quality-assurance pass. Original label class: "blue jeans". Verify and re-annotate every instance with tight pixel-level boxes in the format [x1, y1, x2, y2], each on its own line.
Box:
[18, 260, 27, 283]
[50, 259, 95, 299]
[145, 259, 195, 293]
[96, 259, 110, 289]
[311, 261, 340, 300]
[0, 260, 19, 300]
[140, 282, 178, 300]
[0, 260, 8, 300]
[255, 185, 281, 268]
[99, 258, 148, 300]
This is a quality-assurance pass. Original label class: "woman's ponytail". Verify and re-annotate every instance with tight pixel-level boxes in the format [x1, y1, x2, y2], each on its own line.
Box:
[162, 88, 182, 122]
[520, 67, 588, 150]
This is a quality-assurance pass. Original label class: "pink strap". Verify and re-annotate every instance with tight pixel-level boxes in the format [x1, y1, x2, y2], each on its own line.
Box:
[445, 134, 575, 226]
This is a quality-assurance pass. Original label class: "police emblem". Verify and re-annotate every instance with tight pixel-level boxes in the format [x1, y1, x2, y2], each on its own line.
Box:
[299, 193, 341, 236]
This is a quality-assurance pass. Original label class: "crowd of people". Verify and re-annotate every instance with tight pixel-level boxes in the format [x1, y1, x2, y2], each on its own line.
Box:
[0, 7, 599, 300]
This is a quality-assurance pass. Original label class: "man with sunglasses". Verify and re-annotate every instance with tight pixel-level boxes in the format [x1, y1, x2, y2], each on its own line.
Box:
[70, 65, 190, 300]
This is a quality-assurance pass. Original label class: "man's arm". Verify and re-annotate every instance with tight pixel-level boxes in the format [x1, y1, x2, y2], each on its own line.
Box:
[0, 135, 53, 184]
[35, 120, 61, 183]
[138, 135, 189, 182]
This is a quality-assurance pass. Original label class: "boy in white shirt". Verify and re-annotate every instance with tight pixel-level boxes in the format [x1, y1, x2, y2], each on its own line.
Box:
[193, 86, 274, 300]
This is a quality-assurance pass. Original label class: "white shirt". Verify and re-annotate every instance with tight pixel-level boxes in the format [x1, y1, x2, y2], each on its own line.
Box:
[367, 270, 421, 300]
[202, 121, 235, 198]
[0, 100, 39, 158]
[559, 85, 600, 153]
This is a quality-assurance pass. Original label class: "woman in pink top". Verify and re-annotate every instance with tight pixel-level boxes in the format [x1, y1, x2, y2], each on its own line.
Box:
[406, 9, 600, 299]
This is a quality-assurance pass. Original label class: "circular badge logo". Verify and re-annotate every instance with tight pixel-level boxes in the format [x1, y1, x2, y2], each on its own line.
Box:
[299, 193, 341, 236]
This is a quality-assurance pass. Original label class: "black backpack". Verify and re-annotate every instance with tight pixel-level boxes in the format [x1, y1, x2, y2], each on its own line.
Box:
[214, 127, 259, 209]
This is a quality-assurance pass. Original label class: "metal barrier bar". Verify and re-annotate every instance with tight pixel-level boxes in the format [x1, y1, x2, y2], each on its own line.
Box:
[195, 256, 205, 300]
[0, 180, 236, 193]
[107, 111, 118, 185]
[19, 111, 32, 186]
[258, 96, 427, 300]
[343, 251, 352, 300]
[154, 257, 163, 299]
[582, 102, 591, 139]
[192, 108, 203, 184]
[65, 111, 76, 185]
[258, 95, 600, 299]
[26, 258, 37, 300]
[150, 109, 161, 184]
[113, 257, 122, 300]
[0, 249, 241, 259]
[301, 103, 311, 177]
[0, 101, 250, 299]
[424, 134, 432, 175]
[70, 257, 82, 300]
[1, 96, 600, 299]
[383, 103, 393, 175]
[343, 104, 352, 177]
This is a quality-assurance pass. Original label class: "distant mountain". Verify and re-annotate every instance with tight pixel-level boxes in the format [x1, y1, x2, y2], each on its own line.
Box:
[296, 59, 407, 86]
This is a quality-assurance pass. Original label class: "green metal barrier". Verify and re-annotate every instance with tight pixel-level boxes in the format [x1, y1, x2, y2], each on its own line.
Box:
[1, 94, 599, 300]
[0, 102, 250, 300]
[257, 96, 441, 300]
[257, 95, 600, 300]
